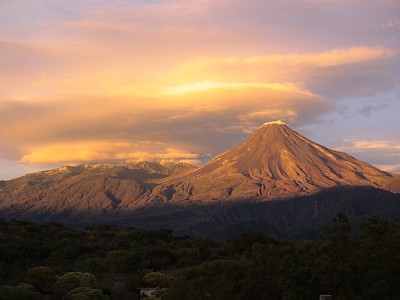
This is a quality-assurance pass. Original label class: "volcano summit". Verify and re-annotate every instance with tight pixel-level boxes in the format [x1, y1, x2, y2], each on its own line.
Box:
[153, 121, 400, 202]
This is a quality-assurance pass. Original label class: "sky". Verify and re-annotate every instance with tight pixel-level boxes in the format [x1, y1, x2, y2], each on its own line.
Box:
[0, 0, 399, 180]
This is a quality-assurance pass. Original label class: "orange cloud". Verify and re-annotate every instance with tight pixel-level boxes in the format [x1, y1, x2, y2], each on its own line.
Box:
[1, 80, 329, 168]
[116, 147, 201, 164]
[171, 47, 397, 84]
[336, 140, 400, 152]
[19, 142, 201, 166]
[0, 0, 399, 179]
[376, 164, 400, 173]
[19, 142, 128, 165]
[240, 109, 298, 123]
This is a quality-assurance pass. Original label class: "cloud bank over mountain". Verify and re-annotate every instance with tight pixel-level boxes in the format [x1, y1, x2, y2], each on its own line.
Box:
[0, 0, 399, 178]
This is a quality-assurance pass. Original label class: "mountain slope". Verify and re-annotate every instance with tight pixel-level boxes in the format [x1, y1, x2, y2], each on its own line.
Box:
[0, 121, 399, 222]
[153, 121, 400, 202]
[0, 162, 195, 215]
[133, 186, 400, 240]
[3, 186, 400, 241]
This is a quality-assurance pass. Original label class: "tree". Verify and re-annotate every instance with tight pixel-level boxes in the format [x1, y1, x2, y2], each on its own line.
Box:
[144, 248, 176, 271]
[142, 272, 172, 288]
[320, 212, 355, 298]
[66, 287, 109, 300]
[54, 272, 100, 299]
[163, 259, 267, 300]
[26, 266, 58, 293]
[0, 283, 41, 300]
[104, 250, 141, 273]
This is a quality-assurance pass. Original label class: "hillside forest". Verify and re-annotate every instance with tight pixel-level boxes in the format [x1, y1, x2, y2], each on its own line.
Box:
[1, 213, 399, 299]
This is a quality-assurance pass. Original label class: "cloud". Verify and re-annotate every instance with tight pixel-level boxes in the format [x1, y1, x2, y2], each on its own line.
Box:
[337, 140, 400, 152]
[20, 141, 202, 166]
[171, 47, 399, 100]
[381, 19, 400, 29]
[0, 0, 399, 178]
[359, 103, 389, 116]
[116, 147, 202, 164]
[334, 140, 400, 174]
[376, 164, 400, 173]
[1, 0, 399, 100]
[240, 109, 298, 123]
[175, 47, 395, 75]
[1, 82, 330, 167]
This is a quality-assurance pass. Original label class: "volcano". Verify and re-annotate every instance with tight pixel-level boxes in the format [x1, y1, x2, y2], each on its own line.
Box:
[0, 121, 399, 224]
[154, 121, 400, 202]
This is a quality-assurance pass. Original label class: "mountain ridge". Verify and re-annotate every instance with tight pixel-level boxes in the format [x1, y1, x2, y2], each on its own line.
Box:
[2, 185, 400, 240]
[0, 121, 399, 227]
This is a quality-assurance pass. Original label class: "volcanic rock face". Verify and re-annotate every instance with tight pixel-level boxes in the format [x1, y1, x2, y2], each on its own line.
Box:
[0, 121, 399, 219]
[154, 121, 399, 202]
[0, 162, 195, 216]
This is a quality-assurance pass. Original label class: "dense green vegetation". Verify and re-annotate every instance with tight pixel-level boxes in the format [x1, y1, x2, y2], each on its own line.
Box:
[1, 213, 400, 299]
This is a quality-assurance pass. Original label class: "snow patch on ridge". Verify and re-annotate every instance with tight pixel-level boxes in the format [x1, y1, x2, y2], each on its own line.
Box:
[261, 120, 286, 127]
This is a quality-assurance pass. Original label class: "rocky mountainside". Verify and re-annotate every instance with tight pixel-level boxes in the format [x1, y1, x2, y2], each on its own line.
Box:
[0, 121, 399, 232]
[153, 121, 400, 202]
[0, 161, 195, 215]
[127, 186, 400, 240]
[3, 185, 400, 240]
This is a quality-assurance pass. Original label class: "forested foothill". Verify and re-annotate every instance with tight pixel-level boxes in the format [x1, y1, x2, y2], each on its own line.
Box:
[1, 213, 399, 299]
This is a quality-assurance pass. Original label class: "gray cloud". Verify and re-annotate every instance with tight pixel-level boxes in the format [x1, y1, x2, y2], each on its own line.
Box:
[306, 56, 400, 100]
